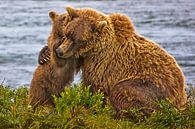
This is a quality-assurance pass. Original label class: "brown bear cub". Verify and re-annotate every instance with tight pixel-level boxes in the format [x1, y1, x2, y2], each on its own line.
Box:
[39, 7, 187, 116]
[29, 11, 79, 107]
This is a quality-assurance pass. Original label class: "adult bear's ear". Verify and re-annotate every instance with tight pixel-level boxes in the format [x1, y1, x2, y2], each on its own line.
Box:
[95, 21, 107, 32]
[49, 11, 58, 21]
[66, 6, 78, 20]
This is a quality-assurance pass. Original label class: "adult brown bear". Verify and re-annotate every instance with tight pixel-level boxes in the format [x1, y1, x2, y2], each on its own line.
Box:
[29, 11, 81, 107]
[40, 7, 187, 115]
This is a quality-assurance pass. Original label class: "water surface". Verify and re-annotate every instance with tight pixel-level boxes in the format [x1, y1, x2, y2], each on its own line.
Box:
[0, 0, 195, 87]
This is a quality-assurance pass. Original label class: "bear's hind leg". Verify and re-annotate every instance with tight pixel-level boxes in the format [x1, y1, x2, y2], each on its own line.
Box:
[109, 79, 167, 117]
[29, 84, 54, 108]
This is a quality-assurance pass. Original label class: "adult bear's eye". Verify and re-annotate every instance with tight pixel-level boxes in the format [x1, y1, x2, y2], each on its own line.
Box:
[60, 36, 67, 43]
[65, 33, 74, 42]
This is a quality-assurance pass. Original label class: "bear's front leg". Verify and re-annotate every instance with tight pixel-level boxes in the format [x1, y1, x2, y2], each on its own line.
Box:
[109, 79, 166, 117]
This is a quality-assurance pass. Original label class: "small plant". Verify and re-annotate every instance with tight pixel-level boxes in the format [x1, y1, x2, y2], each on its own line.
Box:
[53, 85, 105, 114]
[141, 100, 195, 129]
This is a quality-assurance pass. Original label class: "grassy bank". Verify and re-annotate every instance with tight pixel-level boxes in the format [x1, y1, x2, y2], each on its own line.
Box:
[0, 84, 194, 129]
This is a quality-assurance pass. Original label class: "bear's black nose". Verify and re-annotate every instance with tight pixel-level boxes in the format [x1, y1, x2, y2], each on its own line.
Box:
[56, 48, 63, 57]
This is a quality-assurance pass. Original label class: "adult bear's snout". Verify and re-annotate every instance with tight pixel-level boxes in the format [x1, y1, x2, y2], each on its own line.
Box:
[56, 48, 63, 57]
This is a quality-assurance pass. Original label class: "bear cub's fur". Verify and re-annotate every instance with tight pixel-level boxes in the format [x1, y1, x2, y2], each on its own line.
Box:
[29, 11, 78, 107]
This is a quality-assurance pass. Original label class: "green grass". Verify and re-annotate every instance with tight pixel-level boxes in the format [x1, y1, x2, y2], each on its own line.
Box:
[0, 84, 194, 129]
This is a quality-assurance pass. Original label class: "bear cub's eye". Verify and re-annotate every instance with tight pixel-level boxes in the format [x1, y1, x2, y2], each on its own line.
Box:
[57, 31, 66, 38]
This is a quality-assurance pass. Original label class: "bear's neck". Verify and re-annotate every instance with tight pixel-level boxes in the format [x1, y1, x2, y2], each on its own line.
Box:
[82, 35, 121, 95]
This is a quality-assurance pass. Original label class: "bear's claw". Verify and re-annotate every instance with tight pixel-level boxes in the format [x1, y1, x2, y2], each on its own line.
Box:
[38, 46, 51, 65]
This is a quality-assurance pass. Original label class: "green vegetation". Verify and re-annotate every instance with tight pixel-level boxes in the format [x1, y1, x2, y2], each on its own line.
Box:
[0, 84, 194, 129]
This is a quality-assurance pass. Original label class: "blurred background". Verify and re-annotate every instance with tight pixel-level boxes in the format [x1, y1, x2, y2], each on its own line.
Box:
[0, 0, 195, 88]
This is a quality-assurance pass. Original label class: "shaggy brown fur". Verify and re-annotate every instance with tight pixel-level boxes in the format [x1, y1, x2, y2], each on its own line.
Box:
[29, 11, 79, 107]
[52, 7, 187, 114]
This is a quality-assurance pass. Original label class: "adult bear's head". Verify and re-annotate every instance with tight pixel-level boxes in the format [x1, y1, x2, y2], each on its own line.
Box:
[55, 6, 114, 59]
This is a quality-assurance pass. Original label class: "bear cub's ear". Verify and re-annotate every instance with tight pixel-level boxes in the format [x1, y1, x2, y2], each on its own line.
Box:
[49, 11, 58, 21]
[95, 21, 107, 32]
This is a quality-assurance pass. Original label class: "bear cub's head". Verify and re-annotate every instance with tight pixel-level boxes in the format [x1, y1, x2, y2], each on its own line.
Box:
[47, 11, 68, 52]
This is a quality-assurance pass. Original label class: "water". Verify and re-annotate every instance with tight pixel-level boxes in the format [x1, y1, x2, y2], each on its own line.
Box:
[0, 0, 195, 87]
